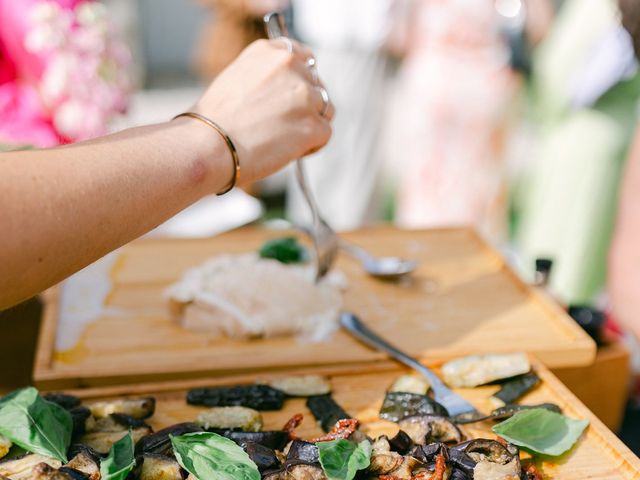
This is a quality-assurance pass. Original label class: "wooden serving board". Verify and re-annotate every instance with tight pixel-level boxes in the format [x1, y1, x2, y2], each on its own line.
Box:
[34, 227, 596, 389]
[60, 360, 640, 479]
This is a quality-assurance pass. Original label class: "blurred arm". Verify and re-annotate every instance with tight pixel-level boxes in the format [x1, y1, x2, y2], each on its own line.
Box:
[609, 125, 640, 339]
[0, 119, 229, 309]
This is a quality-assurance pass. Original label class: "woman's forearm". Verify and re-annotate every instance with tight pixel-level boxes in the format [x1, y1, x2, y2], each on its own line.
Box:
[0, 118, 230, 309]
[0, 39, 332, 310]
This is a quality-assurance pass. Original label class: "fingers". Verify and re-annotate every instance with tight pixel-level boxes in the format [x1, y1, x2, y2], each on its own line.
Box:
[309, 85, 335, 121]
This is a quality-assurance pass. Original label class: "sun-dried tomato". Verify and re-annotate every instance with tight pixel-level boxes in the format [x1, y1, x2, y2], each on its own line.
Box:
[523, 463, 544, 480]
[281, 413, 303, 440]
[310, 418, 359, 442]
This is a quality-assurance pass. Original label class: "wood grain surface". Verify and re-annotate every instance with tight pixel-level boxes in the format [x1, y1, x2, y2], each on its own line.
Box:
[34, 227, 596, 389]
[63, 360, 640, 479]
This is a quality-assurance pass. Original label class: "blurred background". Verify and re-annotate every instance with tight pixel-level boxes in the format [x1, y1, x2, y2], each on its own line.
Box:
[1, 0, 640, 451]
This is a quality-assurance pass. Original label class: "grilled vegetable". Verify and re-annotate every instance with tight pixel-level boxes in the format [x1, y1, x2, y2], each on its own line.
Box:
[263, 463, 325, 479]
[0, 437, 10, 460]
[69, 407, 93, 436]
[30, 463, 79, 480]
[398, 415, 463, 445]
[88, 398, 155, 420]
[441, 353, 531, 388]
[42, 394, 81, 411]
[455, 403, 562, 424]
[135, 454, 185, 480]
[195, 407, 263, 432]
[0, 455, 62, 480]
[306, 395, 350, 433]
[267, 376, 331, 397]
[379, 392, 448, 422]
[217, 431, 289, 451]
[389, 375, 430, 395]
[241, 443, 280, 472]
[78, 427, 151, 455]
[135, 424, 202, 457]
[66, 447, 100, 480]
[490, 373, 540, 407]
[388, 430, 413, 455]
[187, 386, 285, 411]
[286, 441, 319, 465]
[449, 439, 520, 480]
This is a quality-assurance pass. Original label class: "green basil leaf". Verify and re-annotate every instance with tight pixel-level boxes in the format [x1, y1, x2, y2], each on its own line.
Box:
[100, 430, 135, 480]
[0, 387, 72, 462]
[170, 432, 260, 480]
[259, 237, 308, 264]
[492, 408, 589, 456]
[317, 439, 372, 480]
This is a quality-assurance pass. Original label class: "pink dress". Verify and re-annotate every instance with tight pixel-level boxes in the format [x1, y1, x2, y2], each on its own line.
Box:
[388, 0, 519, 240]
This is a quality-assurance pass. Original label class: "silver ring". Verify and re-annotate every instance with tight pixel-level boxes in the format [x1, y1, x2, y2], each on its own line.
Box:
[318, 86, 330, 117]
[278, 37, 294, 54]
[306, 57, 319, 83]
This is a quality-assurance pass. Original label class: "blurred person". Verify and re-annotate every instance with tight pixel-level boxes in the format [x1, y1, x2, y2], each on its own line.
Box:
[194, 0, 288, 79]
[286, 0, 395, 231]
[610, 0, 640, 342]
[516, 0, 640, 304]
[0, 36, 334, 310]
[386, 0, 520, 240]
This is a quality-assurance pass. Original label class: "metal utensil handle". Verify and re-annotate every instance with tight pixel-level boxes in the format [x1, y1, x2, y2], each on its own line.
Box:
[340, 313, 445, 388]
[264, 11, 323, 278]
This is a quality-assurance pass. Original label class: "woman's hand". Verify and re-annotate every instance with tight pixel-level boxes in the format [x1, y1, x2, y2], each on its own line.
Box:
[193, 38, 334, 187]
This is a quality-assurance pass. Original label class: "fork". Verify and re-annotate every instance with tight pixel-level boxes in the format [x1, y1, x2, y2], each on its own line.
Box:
[340, 312, 480, 419]
[263, 12, 339, 282]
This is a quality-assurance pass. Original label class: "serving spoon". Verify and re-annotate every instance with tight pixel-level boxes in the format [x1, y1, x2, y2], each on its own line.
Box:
[340, 241, 418, 280]
[340, 312, 479, 419]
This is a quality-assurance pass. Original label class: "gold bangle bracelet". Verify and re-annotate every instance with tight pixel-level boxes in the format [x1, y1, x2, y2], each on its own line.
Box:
[173, 111, 240, 196]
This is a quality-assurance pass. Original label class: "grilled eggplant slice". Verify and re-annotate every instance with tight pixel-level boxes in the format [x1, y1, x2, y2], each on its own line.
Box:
[399, 415, 463, 445]
[217, 431, 289, 451]
[88, 397, 155, 419]
[57, 467, 88, 480]
[0, 437, 11, 460]
[490, 373, 540, 407]
[195, 407, 263, 432]
[388, 430, 414, 454]
[89, 413, 150, 433]
[286, 441, 319, 465]
[79, 427, 151, 455]
[0, 455, 62, 480]
[135, 423, 202, 456]
[454, 403, 562, 424]
[305, 395, 350, 432]
[389, 375, 431, 395]
[379, 392, 449, 422]
[241, 443, 280, 473]
[441, 353, 531, 388]
[69, 407, 93, 436]
[135, 454, 185, 480]
[449, 439, 520, 480]
[29, 463, 78, 480]
[66, 448, 100, 480]
[263, 463, 326, 480]
[267, 376, 331, 397]
[187, 385, 285, 410]
[42, 393, 81, 410]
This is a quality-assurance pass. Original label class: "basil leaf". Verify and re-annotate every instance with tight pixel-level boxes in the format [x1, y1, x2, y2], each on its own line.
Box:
[317, 439, 372, 480]
[259, 237, 308, 264]
[492, 408, 589, 456]
[0, 387, 72, 462]
[100, 431, 135, 480]
[170, 432, 260, 480]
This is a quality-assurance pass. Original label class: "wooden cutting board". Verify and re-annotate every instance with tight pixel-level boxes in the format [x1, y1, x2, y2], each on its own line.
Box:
[60, 359, 640, 479]
[34, 226, 596, 389]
